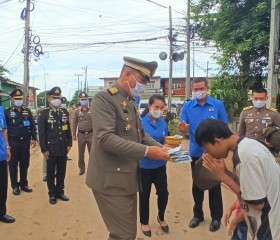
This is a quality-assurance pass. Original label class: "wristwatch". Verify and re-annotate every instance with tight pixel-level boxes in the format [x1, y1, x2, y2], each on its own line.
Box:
[6, 146, 11, 149]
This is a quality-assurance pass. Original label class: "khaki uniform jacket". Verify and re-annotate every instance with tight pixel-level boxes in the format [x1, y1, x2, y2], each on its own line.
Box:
[238, 106, 280, 144]
[86, 83, 161, 196]
[72, 107, 93, 137]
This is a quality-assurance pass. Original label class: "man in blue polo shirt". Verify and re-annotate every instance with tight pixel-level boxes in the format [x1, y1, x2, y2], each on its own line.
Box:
[178, 78, 228, 232]
[0, 106, 15, 223]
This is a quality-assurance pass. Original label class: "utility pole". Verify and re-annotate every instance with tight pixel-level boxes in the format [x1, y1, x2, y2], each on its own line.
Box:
[74, 73, 83, 96]
[82, 66, 88, 92]
[206, 61, 209, 80]
[192, 42, 195, 81]
[185, 0, 191, 100]
[23, 0, 31, 106]
[167, 6, 173, 111]
[267, 0, 280, 108]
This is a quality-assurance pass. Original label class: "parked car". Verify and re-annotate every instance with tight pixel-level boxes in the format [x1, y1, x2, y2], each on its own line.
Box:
[138, 99, 149, 115]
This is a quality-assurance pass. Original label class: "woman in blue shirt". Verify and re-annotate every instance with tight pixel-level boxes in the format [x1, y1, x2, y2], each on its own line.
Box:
[139, 94, 169, 237]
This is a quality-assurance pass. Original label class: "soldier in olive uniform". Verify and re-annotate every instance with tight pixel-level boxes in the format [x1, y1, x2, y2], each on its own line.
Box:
[5, 89, 37, 196]
[86, 57, 171, 240]
[72, 92, 92, 175]
[38, 87, 72, 205]
[238, 88, 280, 149]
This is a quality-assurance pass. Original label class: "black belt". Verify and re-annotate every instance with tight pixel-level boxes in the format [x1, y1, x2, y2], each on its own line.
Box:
[78, 130, 93, 134]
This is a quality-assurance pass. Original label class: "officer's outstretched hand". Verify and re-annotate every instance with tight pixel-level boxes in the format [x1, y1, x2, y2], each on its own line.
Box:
[6, 148, 11, 162]
[146, 146, 173, 162]
[43, 151, 49, 160]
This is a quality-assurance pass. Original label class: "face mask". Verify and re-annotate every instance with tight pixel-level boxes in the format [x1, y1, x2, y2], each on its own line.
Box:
[51, 99, 61, 107]
[252, 100, 266, 108]
[127, 74, 146, 97]
[61, 103, 67, 108]
[192, 90, 207, 100]
[14, 100, 23, 107]
[80, 100, 88, 106]
[150, 108, 162, 119]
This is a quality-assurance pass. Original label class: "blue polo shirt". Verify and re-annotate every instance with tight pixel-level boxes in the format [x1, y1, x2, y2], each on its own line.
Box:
[0, 106, 7, 161]
[140, 114, 168, 169]
[180, 96, 228, 158]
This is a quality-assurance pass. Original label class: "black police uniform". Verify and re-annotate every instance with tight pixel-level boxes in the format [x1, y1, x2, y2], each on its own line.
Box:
[38, 87, 72, 199]
[5, 89, 37, 191]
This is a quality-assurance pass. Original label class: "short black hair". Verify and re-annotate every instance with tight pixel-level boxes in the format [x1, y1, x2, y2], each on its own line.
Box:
[191, 78, 208, 87]
[252, 88, 267, 95]
[195, 119, 233, 146]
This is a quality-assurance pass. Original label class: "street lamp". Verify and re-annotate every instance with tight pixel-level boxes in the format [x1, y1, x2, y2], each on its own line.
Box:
[34, 59, 48, 108]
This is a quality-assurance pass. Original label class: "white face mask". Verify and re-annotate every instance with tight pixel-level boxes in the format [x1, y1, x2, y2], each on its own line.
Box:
[192, 90, 207, 100]
[127, 74, 146, 97]
[61, 103, 67, 108]
[51, 99, 61, 107]
[14, 100, 23, 107]
[150, 108, 162, 119]
[252, 100, 266, 108]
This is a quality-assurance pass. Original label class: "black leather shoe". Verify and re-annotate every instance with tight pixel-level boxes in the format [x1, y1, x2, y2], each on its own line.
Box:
[189, 217, 204, 228]
[157, 216, 169, 233]
[43, 176, 47, 182]
[57, 194, 69, 201]
[0, 214, 15, 223]
[49, 196, 57, 204]
[21, 185, 33, 193]
[141, 225, 151, 237]
[79, 170, 85, 175]
[209, 219, 221, 232]
[12, 187, 20, 195]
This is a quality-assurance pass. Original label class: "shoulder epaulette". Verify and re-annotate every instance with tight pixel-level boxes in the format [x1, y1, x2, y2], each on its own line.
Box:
[107, 87, 118, 96]
[267, 107, 278, 112]
[243, 106, 253, 111]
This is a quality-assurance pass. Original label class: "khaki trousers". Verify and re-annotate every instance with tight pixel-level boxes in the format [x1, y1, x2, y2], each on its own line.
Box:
[93, 190, 137, 240]
[77, 132, 92, 172]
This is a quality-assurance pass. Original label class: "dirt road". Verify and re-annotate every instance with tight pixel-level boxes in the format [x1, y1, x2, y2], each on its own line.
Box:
[2, 140, 235, 240]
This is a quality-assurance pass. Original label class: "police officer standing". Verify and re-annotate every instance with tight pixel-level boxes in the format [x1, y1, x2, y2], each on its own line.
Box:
[238, 88, 280, 147]
[86, 57, 171, 240]
[38, 87, 72, 204]
[72, 92, 92, 175]
[5, 89, 37, 196]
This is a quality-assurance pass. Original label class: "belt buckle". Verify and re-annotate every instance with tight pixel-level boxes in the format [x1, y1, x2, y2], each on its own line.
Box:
[85, 131, 88, 134]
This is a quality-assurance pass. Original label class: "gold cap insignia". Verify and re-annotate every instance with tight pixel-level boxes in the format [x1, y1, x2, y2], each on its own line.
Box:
[16, 90, 21, 95]
[55, 89, 60, 94]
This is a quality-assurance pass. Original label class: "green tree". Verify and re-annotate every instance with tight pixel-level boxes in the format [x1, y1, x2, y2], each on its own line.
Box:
[192, 0, 270, 114]
[0, 63, 9, 76]
[70, 90, 79, 105]
[37, 91, 48, 107]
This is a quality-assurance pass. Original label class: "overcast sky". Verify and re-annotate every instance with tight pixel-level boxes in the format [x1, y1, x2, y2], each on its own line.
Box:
[0, 0, 217, 99]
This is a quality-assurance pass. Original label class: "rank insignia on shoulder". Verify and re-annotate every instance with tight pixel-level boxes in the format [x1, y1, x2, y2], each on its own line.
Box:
[267, 107, 278, 112]
[107, 87, 118, 95]
[243, 106, 253, 111]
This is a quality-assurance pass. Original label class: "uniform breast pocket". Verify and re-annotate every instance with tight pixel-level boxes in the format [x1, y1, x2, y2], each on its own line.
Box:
[245, 118, 254, 124]
[104, 169, 131, 190]
[118, 113, 133, 136]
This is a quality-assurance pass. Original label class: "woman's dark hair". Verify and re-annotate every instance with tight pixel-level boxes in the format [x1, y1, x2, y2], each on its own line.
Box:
[195, 119, 233, 146]
[140, 94, 165, 118]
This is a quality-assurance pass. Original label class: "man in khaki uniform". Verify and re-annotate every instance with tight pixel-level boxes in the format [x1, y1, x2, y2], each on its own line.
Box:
[72, 92, 92, 175]
[238, 88, 280, 148]
[86, 56, 171, 240]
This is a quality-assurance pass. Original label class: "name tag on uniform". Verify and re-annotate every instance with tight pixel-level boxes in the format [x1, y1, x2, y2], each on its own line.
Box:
[23, 120, 30, 126]
[62, 124, 68, 131]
